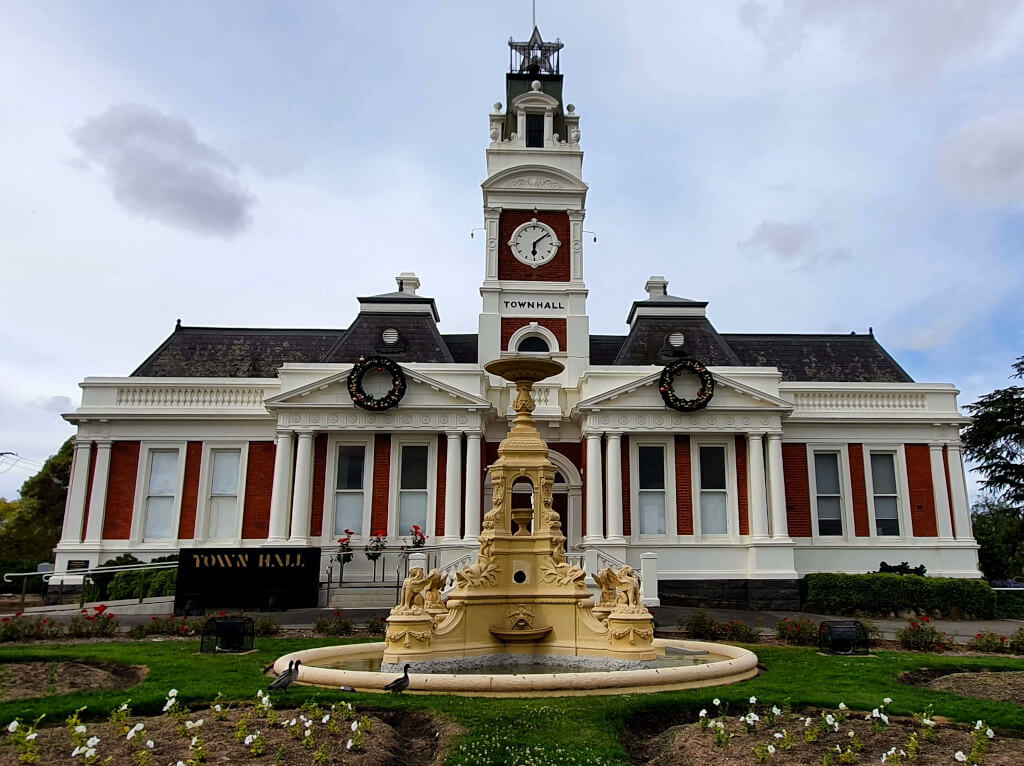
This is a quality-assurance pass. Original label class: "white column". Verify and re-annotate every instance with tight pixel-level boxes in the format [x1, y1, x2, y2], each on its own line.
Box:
[266, 430, 293, 544]
[585, 433, 604, 541]
[766, 433, 790, 540]
[60, 439, 92, 544]
[289, 432, 314, 543]
[463, 431, 482, 541]
[747, 433, 769, 539]
[604, 432, 625, 542]
[930, 443, 955, 540]
[443, 431, 463, 543]
[83, 440, 112, 543]
[946, 444, 973, 540]
[640, 551, 660, 607]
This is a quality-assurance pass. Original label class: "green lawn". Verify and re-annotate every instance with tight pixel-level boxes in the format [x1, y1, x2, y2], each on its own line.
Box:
[2, 640, 1023, 765]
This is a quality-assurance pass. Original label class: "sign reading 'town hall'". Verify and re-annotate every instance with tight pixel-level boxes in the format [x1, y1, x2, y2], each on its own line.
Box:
[173, 547, 320, 614]
[500, 292, 569, 315]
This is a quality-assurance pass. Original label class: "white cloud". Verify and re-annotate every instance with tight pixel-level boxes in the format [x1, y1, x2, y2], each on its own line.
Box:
[71, 103, 255, 237]
[737, 219, 850, 272]
[937, 109, 1024, 206]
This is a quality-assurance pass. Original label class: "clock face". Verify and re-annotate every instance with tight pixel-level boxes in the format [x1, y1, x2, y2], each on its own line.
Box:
[508, 218, 561, 268]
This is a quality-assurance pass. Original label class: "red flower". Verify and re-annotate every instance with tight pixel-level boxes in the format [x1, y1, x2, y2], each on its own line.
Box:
[373, 529, 386, 537]
[333, 611, 341, 617]
[921, 616, 930, 623]
[218, 611, 227, 617]
[2, 617, 9, 623]
[345, 528, 355, 536]
[1001, 636, 1007, 642]
[338, 537, 350, 544]
[412, 525, 421, 532]
[152, 616, 160, 621]
[94, 604, 108, 614]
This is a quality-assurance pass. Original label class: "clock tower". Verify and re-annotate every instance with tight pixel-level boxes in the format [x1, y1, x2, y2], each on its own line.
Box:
[478, 27, 590, 385]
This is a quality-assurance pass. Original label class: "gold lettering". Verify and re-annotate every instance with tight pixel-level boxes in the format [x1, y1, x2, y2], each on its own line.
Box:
[258, 554, 271, 567]
[192, 555, 201, 568]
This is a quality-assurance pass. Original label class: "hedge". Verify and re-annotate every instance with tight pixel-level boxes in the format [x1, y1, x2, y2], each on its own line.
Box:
[108, 567, 176, 600]
[803, 572, 996, 619]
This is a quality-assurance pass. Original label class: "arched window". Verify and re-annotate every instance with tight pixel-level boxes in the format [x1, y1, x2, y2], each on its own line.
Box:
[517, 336, 549, 353]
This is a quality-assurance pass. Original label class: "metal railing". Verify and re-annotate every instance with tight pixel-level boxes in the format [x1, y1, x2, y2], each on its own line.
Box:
[3, 561, 178, 612]
[321, 545, 478, 606]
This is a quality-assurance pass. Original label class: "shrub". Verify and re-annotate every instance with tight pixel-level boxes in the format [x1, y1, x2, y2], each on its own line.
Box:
[1009, 628, 1024, 655]
[775, 617, 818, 646]
[127, 614, 201, 639]
[67, 605, 120, 638]
[366, 615, 386, 635]
[83, 553, 141, 602]
[0, 614, 64, 642]
[967, 631, 1009, 653]
[680, 608, 720, 640]
[253, 616, 280, 636]
[314, 612, 354, 636]
[719, 619, 761, 643]
[875, 561, 927, 577]
[895, 618, 954, 652]
[107, 557, 177, 601]
[803, 572, 996, 619]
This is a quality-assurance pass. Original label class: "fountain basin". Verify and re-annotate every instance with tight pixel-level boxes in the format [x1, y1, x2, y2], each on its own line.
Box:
[276, 639, 758, 697]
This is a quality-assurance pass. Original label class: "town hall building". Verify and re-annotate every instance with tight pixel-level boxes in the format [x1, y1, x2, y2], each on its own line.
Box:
[54, 29, 980, 609]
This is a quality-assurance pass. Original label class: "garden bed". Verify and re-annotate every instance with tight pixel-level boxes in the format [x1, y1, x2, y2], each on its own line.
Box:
[900, 668, 1024, 704]
[0, 661, 147, 703]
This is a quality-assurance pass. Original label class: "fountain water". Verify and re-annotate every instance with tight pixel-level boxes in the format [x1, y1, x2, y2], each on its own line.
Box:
[275, 359, 758, 695]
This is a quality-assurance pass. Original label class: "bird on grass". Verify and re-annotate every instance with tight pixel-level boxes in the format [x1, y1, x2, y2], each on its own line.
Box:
[269, 659, 301, 691]
[383, 664, 411, 694]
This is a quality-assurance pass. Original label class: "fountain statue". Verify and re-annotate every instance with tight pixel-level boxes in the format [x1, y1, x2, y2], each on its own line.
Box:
[382, 358, 656, 671]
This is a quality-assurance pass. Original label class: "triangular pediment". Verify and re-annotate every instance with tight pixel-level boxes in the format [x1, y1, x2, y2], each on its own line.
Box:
[266, 368, 492, 409]
[481, 165, 588, 194]
[575, 370, 792, 413]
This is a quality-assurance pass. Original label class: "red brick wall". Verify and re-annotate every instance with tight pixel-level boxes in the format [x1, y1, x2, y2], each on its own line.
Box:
[371, 434, 391, 534]
[310, 434, 328, 537]
[500, 317, 567, 351]
[735, 435, 749, 535]
[782, 443, 812, 537]
[177, 441, 202, 539]
[621, 434, 631, 537]
[498, 210, 571, 281]
[848, 444, 870, 537]
[242, 442, 275, 539]
[905, 444, 937, 537]
[675, 435, 693, 535]
[435, 434, 447, 537]
[79, 443, 98, 541]
[549, 442, 582, 474]
[102, 441, 140, 540]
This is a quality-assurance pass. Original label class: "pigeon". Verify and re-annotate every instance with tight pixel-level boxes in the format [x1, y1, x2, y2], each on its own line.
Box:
[383, 664, 411, 694]
[269, 659, 301, 691]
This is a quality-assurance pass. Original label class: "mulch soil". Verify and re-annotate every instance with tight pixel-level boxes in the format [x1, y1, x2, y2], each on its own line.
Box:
[624, 707, 1023, 765]
[0, 661, 147, 703]
[900, 668, 1024, 704]
[0, 703, 457, 766]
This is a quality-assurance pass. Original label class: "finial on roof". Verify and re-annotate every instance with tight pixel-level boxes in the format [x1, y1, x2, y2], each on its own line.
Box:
[397, 272, 420, 295]
[175, 318, 182, 331]
[644, 276, 669, 299]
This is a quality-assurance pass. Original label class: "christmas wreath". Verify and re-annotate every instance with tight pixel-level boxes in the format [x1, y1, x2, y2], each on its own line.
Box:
[347, 356, 407, 411]
[658, 358, 714, 412]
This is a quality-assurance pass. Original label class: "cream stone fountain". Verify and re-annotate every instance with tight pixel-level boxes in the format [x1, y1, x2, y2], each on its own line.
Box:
[275, 358, 758, 695]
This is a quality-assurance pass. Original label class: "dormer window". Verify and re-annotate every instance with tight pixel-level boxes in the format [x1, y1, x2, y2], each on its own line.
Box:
[526, 114, 544, 147]
[518, 336, 549, 353]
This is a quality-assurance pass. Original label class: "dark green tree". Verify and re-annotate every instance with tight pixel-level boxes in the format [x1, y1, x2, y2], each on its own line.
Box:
[0, 438, 73, 563]
[962, 355, 1024, 505]
[971, 496, 1024, 581]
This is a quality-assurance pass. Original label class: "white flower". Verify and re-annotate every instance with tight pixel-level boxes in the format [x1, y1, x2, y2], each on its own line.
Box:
[712, 698, 720, 706]
[162, 700, 173, 712]
[6, 721, 18, 733]
[85, 748, 96, 759]
[26, 733, 38, 741]
[880, 713, 889, 725]
[75, 725, 87, 734]
[838, 702, 847, 710]
[146, 740, 154, 749]
[119, 703, 128, 711]
[825, 714, 836, 726]
[213, 704, 221, 712]
[872, 708, 880, 718]
[191, 736, 199, 747]
[288, 718, 296, 727]
[322, 714, 330, 724]
[86, 736, 100, 747]
[749, 696, 757, 704]
[774, 732, 783, 739]
[72, 746, 83, 757]
[923, 718, 935, 727]
[772, 706, 781, 715]
[746, 712, 760, 723]
[346, 739, 353, 750]
[132, 723, 144, 733]
[848, 731, 855, 738]
[804, 718, 811, 727]
[127, 729, 136, 740]
[883, 697, 892, 705]
[261, 696, 272, 708]
[168, 689, 178, 698]
[955, 752, 967, 762]
[244, 734, 255, 746]
[976, 720, 984, 730]
[351, 720, 359, 732]
[256, 690, 264, 698]
[767, 745, 776, 754]
[986, 728, 995, 739]
[699, 709, 707, 718]
[177, 761, 185, 766]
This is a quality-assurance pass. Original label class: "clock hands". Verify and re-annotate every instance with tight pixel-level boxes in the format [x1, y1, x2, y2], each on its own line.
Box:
[530, 231, 550, 257]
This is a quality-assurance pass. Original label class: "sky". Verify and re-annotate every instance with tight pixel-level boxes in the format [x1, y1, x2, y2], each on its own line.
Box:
[1, 1, 1023, 500]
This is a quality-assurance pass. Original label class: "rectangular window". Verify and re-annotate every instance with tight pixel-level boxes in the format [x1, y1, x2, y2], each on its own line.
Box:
[814, 452, 842, 536]
[699, 445, 728, 535]
[144, 449, 178, 539]
[637, 445, 666, 535]
[334, 445, 365, 537]
[398, 445, 429, 537]
[525, 113, 544, 147]
[871, 453, 900, 536]
[207, 450, 240, 539]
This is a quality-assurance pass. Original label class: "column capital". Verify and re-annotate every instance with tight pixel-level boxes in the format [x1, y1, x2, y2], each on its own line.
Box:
[765, 432, 783, 442]
[604, 431, 623, 439]
[275, 429, 295, 439]
[294, 430, 315, 439]
[583, 431, 604, 441]
[445, 430, 464, 439]
[464, 430, 483, 440]
[567, 208, 586, 222]
[92, 438, 113, 448]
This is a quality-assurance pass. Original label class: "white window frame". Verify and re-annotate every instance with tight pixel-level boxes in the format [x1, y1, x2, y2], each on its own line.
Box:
[504, 323, 564, 357]
[323, 434, 375, 544]
[130, 441, 187, 547]
[629, 436, 676, 541]
[195, 441, 248, 545]
[806, 444, 853, 542]
[863, 445, 911, 540]
[389, 436, 437, 541]
[690, 437, 739, 541]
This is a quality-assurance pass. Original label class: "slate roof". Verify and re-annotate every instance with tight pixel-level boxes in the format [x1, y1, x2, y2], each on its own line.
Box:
[613, 317, 742, 367]
[721, 333, 913, 383]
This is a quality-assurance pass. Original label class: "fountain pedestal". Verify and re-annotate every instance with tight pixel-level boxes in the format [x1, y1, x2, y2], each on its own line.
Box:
[383, 358, 657, 670]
